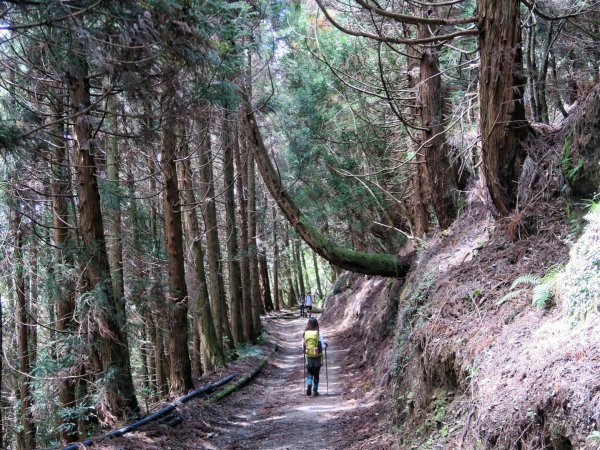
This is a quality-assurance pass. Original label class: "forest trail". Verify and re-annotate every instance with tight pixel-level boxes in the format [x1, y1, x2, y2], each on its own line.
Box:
[201, 315, 352, 450]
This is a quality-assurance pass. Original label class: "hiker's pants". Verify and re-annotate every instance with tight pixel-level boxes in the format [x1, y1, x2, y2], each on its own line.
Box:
[306, 356, 322, 385]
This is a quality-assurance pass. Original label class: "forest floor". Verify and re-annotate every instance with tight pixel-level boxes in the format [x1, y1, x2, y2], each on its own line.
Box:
[96, 311, 388, 450]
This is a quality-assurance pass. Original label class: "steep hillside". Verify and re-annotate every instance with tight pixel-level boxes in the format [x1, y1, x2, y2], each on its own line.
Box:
[322, 194, 599, 449]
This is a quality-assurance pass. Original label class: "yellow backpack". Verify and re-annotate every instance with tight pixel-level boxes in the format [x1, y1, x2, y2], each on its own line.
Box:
[304, 330, 322, 357]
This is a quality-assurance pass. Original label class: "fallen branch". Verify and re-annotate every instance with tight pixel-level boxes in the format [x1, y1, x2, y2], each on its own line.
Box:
[209, 345, 278, 403]
[62, 373, 237, 450]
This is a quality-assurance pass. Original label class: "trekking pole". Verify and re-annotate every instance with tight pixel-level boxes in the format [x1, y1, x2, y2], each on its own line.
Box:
[303, 351, 306, 393]
[325, 347, 329, 395]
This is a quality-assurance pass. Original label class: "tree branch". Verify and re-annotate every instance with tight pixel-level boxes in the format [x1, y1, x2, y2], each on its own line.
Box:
[315, 0, 478, 45]
[353, 0, 476, 26]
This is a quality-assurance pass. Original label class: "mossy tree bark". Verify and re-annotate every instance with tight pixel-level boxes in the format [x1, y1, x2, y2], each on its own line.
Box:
[245, 109, 412, 278]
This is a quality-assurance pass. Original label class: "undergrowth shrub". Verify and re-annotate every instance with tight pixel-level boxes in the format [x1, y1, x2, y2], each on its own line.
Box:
[498, 265, 563, 308]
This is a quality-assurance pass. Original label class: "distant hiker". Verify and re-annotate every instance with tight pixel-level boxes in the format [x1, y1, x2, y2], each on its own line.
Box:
[305, 292, 314, 317]
[303, 317, 327, 396]
[299, 295, 306, 318]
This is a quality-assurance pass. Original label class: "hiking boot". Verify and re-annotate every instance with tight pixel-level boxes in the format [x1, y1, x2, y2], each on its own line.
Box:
[313, 390, 319, 397]
[306, 384, 312, 396]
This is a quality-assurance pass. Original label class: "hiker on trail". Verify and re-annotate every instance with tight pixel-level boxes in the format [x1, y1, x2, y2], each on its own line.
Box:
[303, 317, 327, 397]
[305, 292, 314, 317]
[299, 295, 306, 318]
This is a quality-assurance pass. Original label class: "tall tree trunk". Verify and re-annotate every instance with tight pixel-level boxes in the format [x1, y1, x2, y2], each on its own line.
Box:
[272, 206, 281, 311]
[66, 60, 139, 421]
[406, 41, 430, 237]
[223, 109, 244, 344]
[286, 256, 297, 310]
[258, 251, 274, 312]
[50, 116, 78, 442]
[235, 112, 254, 341]
[13, 208, 35, 450]
[284, 225, 299, 308]
[526, 17, 540, 122]
[418, 15, 457, 228]
[536, 20, 557, 124]
[106, 98, 126, 322]
[197, 111, 233, 347]
[312, 251, 323, 299]
[258, 194, 274, 312]
[478, 0, 529, 216]
[294, 239, 306, 299]
[299, 241, 310, 295]
[143, 102, 169, 398]
[144, 312, 163, 399]
[139, 325, 151, 401]
[161, 79, 194, 394]
[28, 248, 38, 373]
[143, 319, 157, 400]
[179, 132, 224, 370]
[247, 139, 263, 337]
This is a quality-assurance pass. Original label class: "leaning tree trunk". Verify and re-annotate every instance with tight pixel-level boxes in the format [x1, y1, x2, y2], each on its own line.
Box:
[66, 59, 139, 421]
[478, 0, 529, 216]
[161, 79, 194, 395]
[245, 107, 412, 278]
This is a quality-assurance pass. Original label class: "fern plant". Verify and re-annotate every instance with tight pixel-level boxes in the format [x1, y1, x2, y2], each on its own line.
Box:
[497, 266, 564, 308]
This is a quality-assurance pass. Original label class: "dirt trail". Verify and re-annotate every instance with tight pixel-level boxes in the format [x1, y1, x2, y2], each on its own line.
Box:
[202, 315, 352, 450]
